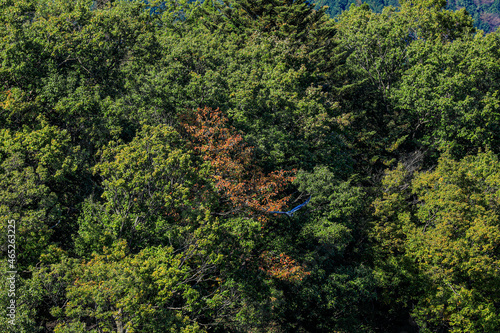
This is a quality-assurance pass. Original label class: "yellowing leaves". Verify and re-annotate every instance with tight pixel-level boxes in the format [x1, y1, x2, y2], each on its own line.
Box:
[374, 150, 500, 330]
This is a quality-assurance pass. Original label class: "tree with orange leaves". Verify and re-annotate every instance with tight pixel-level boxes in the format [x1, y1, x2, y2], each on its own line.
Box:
[181, 107, 312, 286]
[182, 107, 296, 223]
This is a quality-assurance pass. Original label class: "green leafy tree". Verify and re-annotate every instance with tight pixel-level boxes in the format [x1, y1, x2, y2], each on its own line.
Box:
[336, 0, 474, 170]
[392, 31, 500, 155]
[273, 166, 379, 332]
[0, 122, 78, 269]
[35, 240, 225, 332]
[77, 124, 209, 253]
[408, 151, 500, 332]
[373, 151, 500, 332]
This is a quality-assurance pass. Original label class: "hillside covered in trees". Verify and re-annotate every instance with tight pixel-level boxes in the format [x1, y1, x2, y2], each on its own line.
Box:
[315, 0, 500, 32]
[1, 0, 500, 332]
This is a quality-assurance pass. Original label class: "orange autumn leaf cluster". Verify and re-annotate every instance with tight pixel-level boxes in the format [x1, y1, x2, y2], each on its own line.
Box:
[182, 107, 295, 222]
[259, 251, 310, 282]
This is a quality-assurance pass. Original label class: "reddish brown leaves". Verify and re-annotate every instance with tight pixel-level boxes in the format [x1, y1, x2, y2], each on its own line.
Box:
[182, 107, 295, 222]
[182, 107, 310, 283]
[259, 251, 310, 282]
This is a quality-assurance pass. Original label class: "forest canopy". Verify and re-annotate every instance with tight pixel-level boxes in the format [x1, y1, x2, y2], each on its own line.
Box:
[315, 0, 500, 32]
[1, 0, 499, 332]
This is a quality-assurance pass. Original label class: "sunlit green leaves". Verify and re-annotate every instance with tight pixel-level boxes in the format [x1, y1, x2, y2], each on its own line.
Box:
[0, 122, 77, 268]
[374, 151, 500, 331]
[392, 31, 500, 152]
[38, 240, 212, 333]
[78, 124, 209, 252]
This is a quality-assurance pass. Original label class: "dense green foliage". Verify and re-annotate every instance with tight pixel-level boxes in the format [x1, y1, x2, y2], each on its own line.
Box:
[1, 0, 499, 332]
[314, 0, 500, 32]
